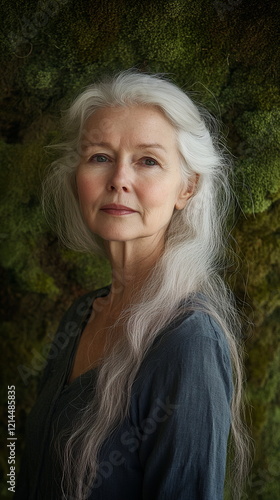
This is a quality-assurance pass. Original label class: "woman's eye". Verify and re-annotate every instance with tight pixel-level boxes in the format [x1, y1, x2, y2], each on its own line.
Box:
[89, 154, 109, 163]
[142, 157, 158, 166]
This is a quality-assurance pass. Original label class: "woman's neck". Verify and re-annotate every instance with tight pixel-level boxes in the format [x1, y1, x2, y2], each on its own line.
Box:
[102, 237, 164, 313]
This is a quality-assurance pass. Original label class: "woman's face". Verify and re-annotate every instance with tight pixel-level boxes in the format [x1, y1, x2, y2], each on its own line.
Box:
[76, 105, 191, 246]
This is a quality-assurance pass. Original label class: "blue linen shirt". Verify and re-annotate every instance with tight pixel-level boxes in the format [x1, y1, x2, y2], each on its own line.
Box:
[15, 286, 233, 499]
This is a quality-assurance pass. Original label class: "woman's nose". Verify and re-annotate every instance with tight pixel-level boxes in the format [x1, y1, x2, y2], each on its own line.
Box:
[106, 161, 132, 193]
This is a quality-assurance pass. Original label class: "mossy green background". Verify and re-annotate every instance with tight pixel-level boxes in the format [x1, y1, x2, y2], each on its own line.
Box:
[1, 0, 279, 498]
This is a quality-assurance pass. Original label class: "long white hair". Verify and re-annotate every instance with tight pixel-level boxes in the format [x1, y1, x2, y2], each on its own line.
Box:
[42, 70, 250, 499]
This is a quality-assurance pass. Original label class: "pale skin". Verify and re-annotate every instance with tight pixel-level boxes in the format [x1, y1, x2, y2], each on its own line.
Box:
[68, 105, 197, 383]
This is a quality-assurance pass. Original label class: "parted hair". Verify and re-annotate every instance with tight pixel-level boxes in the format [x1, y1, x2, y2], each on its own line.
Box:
[42, 70, 250, 500]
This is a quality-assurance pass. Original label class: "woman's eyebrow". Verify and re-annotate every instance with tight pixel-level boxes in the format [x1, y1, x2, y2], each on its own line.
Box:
[82, 141, 112, 149]
[82, 142, 168, 152]
[136, 143, 167, 152]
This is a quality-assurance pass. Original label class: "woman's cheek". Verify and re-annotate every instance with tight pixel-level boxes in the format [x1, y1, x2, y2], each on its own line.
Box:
[76, 173, 96, 204]
[143, 184, 171, 208]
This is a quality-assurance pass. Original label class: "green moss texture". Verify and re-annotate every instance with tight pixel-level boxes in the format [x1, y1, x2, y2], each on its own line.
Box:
[0, 0, 279, 498]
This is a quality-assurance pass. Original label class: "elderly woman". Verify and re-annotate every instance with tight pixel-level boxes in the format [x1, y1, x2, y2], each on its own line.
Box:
[15, 71, 248, 500]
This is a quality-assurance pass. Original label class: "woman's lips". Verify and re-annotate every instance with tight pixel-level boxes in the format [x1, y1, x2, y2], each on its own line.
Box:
[100, 204, 137, 215]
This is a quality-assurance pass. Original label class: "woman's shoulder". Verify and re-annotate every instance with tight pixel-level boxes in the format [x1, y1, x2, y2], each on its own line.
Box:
[153, 308, 230, 357]
[132, 308, 233, 421]
[134, 308, 232, 391]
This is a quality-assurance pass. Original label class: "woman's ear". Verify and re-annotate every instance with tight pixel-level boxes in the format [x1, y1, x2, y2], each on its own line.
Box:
[175, 174, 199, 210]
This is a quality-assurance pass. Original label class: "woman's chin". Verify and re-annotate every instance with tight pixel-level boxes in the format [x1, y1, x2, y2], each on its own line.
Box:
[93, 230, 139, 243]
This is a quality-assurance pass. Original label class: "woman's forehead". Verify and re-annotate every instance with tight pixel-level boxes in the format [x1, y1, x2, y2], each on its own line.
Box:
[82, 105, 177, 149]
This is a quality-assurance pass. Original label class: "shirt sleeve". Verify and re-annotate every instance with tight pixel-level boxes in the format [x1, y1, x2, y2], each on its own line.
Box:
[134, 314, 233, 500]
